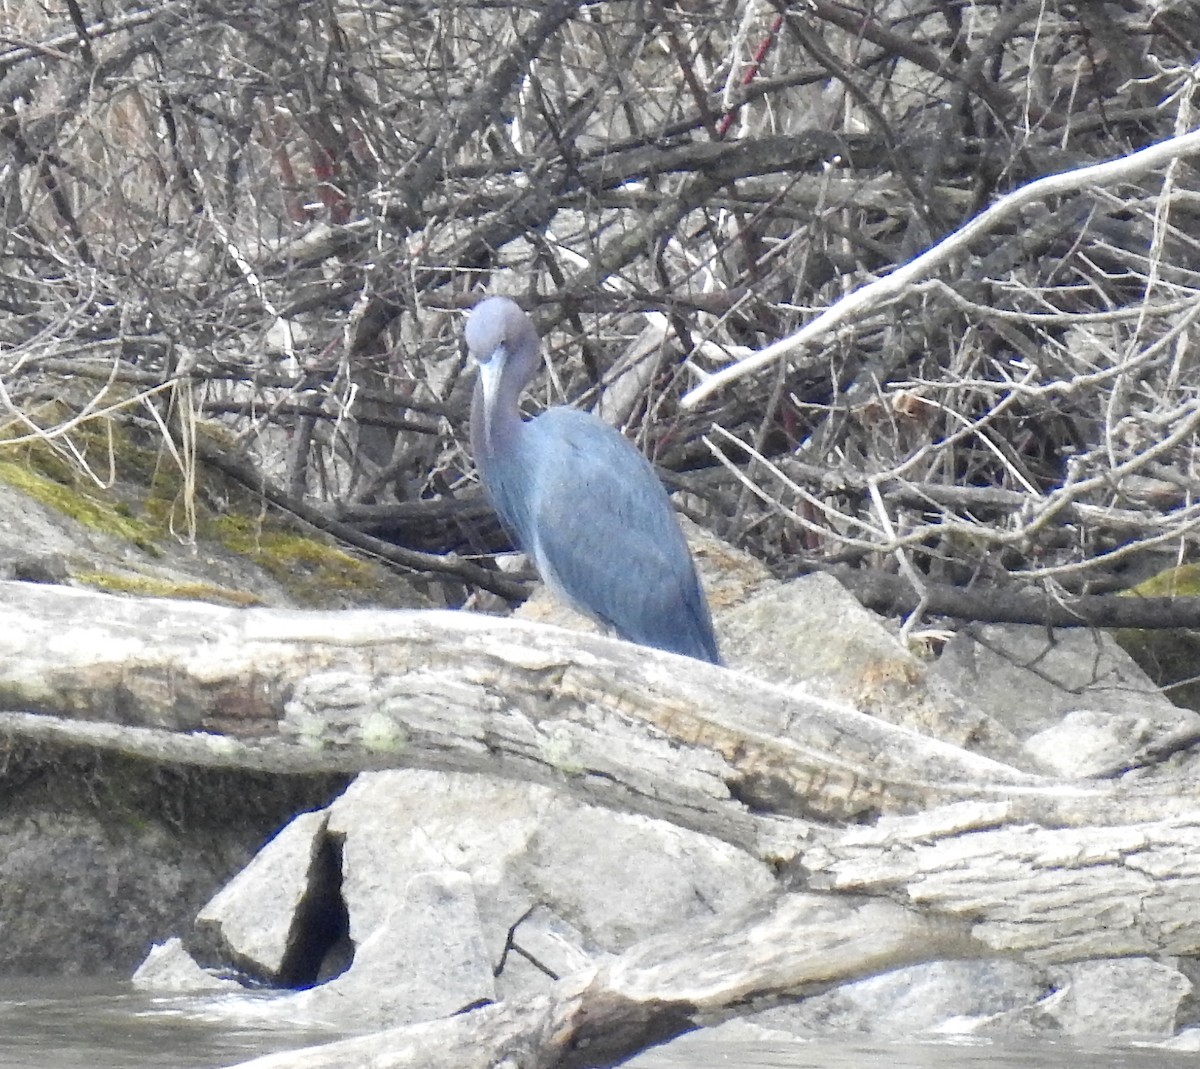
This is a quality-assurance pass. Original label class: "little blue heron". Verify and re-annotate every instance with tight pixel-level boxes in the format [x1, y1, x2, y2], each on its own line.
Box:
[466, 296, 720, 664]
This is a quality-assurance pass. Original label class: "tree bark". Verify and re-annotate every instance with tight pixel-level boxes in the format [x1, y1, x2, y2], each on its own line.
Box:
[0, 579, 1052, 850]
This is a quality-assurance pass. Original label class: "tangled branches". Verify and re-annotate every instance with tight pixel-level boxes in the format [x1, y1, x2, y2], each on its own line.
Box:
[3, 0, 1200, 628]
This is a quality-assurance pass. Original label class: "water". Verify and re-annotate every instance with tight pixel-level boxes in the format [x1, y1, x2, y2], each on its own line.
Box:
[0, 979, 341, 1069]
[630, 1032, 1196, 1069]
[0, 979, 1193, 1069]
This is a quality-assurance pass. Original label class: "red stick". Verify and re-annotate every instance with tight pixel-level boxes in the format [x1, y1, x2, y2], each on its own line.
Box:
[716, 13, 785, 139]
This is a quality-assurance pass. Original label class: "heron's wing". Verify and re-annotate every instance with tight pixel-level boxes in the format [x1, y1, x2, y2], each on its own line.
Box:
[524, 409, 718, 662]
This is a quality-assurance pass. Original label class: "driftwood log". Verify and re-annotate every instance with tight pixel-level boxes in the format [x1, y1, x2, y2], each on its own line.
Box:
[3, 579, 1200, 1067]
[233, 895, 978, 1069]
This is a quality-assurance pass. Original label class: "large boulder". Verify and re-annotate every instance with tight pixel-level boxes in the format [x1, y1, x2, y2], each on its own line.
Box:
[933, 623, 1200, 776]
[0, 743, 345, 975]
[151, 768, 776, 1029]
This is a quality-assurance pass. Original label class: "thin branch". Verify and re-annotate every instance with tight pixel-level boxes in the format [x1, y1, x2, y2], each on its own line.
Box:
[682, 127, 1200, 408]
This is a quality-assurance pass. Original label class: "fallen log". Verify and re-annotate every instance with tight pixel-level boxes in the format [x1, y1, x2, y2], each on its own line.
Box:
[228, 893, 978, 1069]
[0, 579, 1053, 855]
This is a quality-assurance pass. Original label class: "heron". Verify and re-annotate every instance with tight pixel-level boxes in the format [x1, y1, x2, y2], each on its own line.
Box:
[466, 296, 721, 664]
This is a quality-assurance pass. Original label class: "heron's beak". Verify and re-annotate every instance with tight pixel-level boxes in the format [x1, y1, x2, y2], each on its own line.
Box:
[476, 343, 507, 454]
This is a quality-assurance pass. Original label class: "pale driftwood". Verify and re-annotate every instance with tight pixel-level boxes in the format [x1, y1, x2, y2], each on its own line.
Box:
[3, 582, 1199, 839]
[229, 893, 978, 1069]
[807, 797, 1200, 962]
[7, 581, 1200, 997]
[0, 579, 1056, 857]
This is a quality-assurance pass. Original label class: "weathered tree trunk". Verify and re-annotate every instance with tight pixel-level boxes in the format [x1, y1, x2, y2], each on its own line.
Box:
[230, 894, 978, 1069]
[0, 580, 1056, 848]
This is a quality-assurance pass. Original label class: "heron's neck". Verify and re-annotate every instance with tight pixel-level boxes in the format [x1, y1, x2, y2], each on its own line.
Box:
[471, 375, 524, 470]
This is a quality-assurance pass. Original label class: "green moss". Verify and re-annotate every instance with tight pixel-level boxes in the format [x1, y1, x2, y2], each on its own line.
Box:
[538, 732, 585, 775]
[1123, 563, 1200, 598]
[0, 404, 386, 607]
[73, 570, 264, 607]
[0, 402, 167, 546]
[1116, 564, 1200, 712]
[0, 458, 160, 551]
[211, 515, 376, 604]
[359, 712, 408, 753]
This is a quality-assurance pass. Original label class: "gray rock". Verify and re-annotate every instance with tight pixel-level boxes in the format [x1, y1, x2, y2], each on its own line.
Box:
[935, 623, 1187, 733]
[1025, 709, 1167, 778]
[193, 809, 331, 983]
[0, 743, 342, 975]
[500, 906, 600, 986]
[959, 957, 1193, 1041]
[514, 801, 772, 952]
[0, 480, 285, 608]
[0, 438, 431, 612]
[747, 960, 1046, 1037]
[325, 769, 546, 988]
[182, 768, 775, 1027]
[719, 574, 1031, 768]
[288, 869, 496, 1027]
[933, 624, 1200, 774]
[1036, 958, 1192, 1038]
[132, 937, 241, 993]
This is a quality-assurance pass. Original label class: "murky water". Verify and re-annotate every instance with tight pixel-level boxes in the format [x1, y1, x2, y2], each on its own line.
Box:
[630, 1032, 1195, 1069]
[0, 979, 1193, 1069]
[0, 979, 340, 1069]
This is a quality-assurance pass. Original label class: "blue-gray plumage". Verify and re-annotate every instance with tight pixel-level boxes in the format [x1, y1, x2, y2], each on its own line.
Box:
[466, 296, 720, 664]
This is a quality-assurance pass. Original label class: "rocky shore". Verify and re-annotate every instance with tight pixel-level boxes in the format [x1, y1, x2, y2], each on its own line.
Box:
[4, 469, 1200, 1066]
[1, 595, 1198, 1061]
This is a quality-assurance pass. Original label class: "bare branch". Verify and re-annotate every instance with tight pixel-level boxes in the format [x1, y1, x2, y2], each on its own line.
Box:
[682, 127, 1200, 408]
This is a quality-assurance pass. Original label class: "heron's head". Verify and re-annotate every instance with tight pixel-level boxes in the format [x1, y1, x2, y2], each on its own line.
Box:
[465, 297, 537, 363]
[466, 297, 539, 420]
[466, 296, 540, 455]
